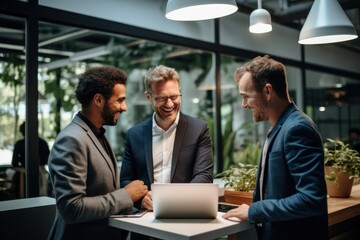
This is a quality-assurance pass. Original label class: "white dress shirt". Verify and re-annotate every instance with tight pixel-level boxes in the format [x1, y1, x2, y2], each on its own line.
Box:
[152, 112, 180, 183]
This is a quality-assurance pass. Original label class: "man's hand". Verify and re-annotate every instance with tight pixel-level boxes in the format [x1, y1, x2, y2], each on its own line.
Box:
[141, 191, 153, 211]
[124, 180, 148, 202]
[222, 204, 249, 221]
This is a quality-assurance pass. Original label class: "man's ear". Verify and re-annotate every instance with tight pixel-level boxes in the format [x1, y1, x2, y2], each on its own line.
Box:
[144, 92, 152, 102]
[94, 93, 103, 106]
[264, 83, 272, 100]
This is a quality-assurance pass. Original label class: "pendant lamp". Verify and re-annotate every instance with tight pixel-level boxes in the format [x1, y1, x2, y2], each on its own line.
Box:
[249, 0, 272, 33]
[298, 0, 358, 44]
[165, 0, 238, 21]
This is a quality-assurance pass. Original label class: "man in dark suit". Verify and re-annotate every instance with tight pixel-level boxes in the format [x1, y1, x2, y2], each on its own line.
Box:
[48, 66, 148, 240]
[120, 65, 214, 212]
[222, 55, 328, 240]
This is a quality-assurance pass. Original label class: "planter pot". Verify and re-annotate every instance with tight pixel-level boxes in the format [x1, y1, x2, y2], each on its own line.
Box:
[325, 166, 354, 198]
[224, 189, 253, 205]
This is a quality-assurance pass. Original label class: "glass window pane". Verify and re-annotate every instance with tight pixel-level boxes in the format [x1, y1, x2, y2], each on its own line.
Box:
[0, 14, 26, 167]
[306, 70, 360, 140]
[37, 21, 215, 163]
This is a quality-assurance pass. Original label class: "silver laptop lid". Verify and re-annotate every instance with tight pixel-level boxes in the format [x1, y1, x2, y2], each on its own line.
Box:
[151, 183, 219, 219]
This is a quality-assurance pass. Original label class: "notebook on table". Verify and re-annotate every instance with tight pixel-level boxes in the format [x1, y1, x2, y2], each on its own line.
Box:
[151, 183, 219, 219]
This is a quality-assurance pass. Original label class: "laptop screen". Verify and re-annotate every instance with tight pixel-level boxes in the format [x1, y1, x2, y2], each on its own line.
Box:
[151, 183, 219, 219]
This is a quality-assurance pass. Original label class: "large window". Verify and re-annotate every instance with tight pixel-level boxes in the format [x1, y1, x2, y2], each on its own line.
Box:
[0, 14, 26, 166]
[1, 1, 360, 200]
[1, 19, 216, 165]
[306, 70, 360, 140]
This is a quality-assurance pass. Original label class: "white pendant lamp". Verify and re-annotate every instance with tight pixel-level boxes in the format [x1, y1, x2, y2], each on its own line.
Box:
[249, 0, 272, 34]
[298, 0, 358, 44]
[165, 0, 238, 21]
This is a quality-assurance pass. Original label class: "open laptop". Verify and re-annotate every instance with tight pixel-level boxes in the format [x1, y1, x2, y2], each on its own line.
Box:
[151, 183, 219, 219]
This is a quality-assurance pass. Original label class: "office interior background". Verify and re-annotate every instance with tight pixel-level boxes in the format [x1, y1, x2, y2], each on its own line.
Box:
[0, 0, 359, 199]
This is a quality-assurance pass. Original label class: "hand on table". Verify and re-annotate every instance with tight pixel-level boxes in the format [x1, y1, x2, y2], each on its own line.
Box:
[222, 204, 249, 221]
[141, 191, 153, 211]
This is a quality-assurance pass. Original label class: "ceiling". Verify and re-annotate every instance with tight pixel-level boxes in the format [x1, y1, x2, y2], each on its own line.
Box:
[0, 1, 360, 106]
[0, 1, 359, 60]
[234, 0, 360, 52]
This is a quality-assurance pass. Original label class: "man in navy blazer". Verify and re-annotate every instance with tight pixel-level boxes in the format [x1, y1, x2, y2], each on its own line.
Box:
[120, 65, 214, 211]
[223, 55, 328, 240]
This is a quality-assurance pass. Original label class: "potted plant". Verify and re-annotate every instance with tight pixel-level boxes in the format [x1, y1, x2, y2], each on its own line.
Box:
[216, 142, 261, 205]
[324, 138, 360, 197]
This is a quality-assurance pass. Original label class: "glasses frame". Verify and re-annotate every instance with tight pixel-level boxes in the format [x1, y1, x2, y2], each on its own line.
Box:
[148, 93, 182, 104]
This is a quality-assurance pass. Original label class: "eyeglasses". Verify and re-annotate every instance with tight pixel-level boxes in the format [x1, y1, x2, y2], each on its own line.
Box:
[149, 93, 182, 104]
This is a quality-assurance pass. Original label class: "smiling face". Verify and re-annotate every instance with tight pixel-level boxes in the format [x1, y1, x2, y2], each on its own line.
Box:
[101, 83, 127, 126]
[239, 72, 269, 122]
[146, 79, 181, 130]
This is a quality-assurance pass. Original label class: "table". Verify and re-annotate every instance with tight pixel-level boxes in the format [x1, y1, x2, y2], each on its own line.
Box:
[327, 183, 360, 226]
[327, 183, 360, 239]
[109, 211, 251, 240]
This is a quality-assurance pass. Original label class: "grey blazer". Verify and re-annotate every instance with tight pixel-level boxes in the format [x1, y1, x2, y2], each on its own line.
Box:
[120, 112, 214, 197]
[48, 114, 133, 240]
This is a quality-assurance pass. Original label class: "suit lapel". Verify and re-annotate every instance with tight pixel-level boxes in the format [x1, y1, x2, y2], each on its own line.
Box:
[143, 119, 154, 183]
[171, 113, 187, 181]
[255, 103, 298, 200]
[73, 116, 117, 188]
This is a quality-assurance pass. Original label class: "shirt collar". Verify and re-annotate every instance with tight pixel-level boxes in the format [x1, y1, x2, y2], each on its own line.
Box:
[152, 111, 180, 133]
[77, 112, 106, 137]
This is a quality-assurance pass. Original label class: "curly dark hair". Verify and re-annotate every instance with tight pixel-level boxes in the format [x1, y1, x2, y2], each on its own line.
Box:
[75, 66, 127, 108]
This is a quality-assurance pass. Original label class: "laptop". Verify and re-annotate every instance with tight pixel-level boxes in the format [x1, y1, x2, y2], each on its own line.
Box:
[151, 183, 219, 219]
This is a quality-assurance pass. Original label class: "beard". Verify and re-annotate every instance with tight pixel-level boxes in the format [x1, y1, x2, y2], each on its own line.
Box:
[102, 102, 119, 126]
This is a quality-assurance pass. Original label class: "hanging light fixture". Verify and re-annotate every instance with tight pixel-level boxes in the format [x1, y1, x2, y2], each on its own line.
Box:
[249, 0, 272, 34]
[298, 0, 358, 44]
[165, 0, 238, 21]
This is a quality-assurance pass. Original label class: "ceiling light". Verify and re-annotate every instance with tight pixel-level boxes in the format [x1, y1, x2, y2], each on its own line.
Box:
[165, 0, 238, 21]
[298, 0, 358, 45]
[249, 0, 272, 34]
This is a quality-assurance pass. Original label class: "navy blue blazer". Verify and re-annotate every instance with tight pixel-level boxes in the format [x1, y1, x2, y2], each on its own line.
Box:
[249, 103, 328, 240]
[120, 112, 214, 198]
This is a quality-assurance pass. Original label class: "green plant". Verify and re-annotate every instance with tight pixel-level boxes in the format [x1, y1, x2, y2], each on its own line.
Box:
[216, 141, 261, 192]
[324, 138, 360, 181]
[233, 141, 261, 166]
[216, 163, 257, 192]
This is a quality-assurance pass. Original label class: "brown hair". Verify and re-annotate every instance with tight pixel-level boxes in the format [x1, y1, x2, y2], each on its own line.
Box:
[144, 65, 180, 94]
[234, 55, 290, 101]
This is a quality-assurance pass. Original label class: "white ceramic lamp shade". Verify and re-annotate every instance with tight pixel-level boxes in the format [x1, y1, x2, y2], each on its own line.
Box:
[299, 0, 358, 44]
[165, 0, 238, 21]
[249, 8, 272, 33]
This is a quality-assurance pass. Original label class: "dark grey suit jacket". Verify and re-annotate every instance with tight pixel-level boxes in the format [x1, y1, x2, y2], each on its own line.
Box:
[48, 114, 133, 240]
[120, 112, 214, 205]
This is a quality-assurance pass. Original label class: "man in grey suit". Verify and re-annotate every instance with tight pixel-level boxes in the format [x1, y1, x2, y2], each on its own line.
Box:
[222, 55, 328, 240]
[120, 65, 214, 212]
[48, 66, 148, 240]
